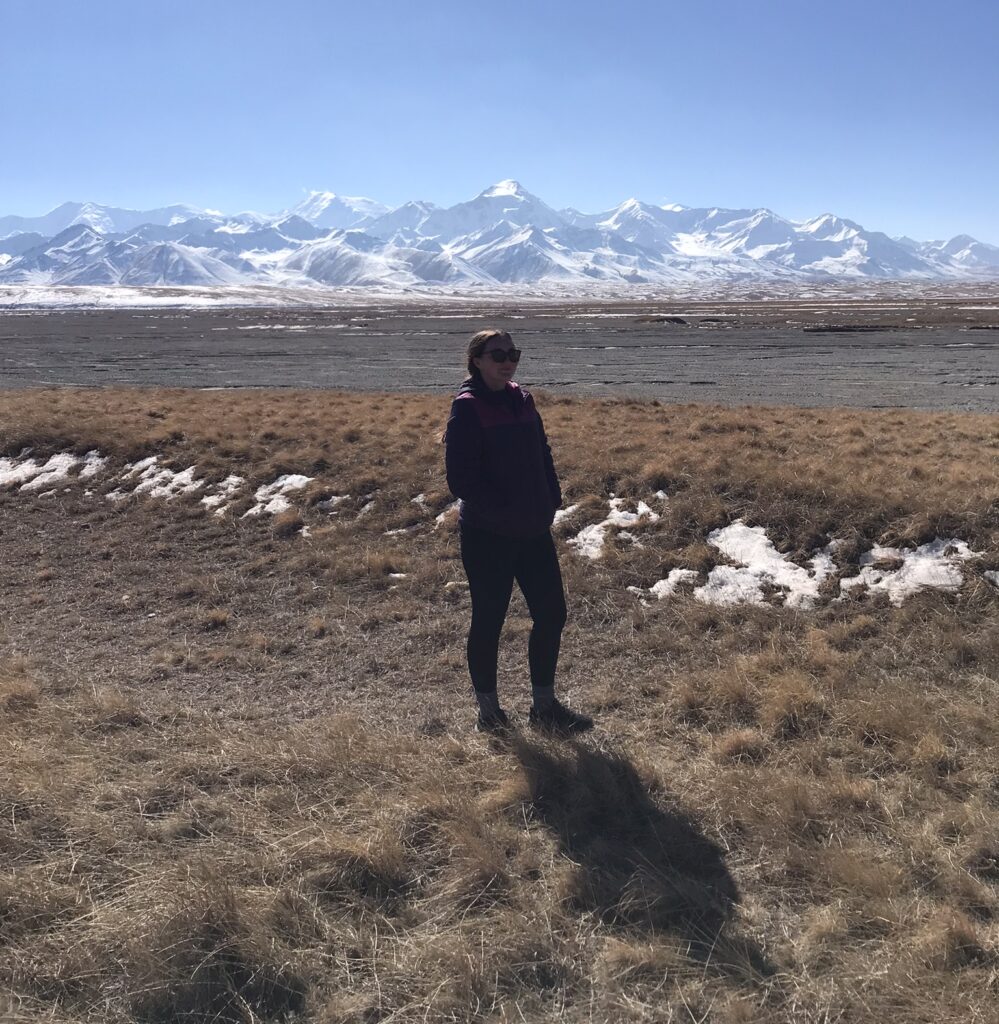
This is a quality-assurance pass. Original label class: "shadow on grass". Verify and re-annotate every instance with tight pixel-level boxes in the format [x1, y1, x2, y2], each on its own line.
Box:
[513, 735, 775, 987]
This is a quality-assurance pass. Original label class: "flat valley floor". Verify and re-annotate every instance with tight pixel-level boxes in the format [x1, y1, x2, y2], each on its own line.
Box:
[1, 295, 997, 411]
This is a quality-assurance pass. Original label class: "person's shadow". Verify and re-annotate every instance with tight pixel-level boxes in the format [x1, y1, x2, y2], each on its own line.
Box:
[511, 735, 774, 986]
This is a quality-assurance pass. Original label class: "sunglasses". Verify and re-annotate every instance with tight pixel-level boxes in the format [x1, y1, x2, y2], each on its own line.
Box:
[485, 348, 522, 363]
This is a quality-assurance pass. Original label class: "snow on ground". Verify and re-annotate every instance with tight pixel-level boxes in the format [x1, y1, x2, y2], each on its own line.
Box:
[693, 521, 844, 609]
[552, 503, 580, 525]
[1, 454, 43, 487]
[201, 475, 246, 515]
[316, 494, 351, 514]
[838, 539, 981, 606]
[435, 501, 459, 527]
[132, 463, 203, 500]
[18, 453, 81, 490]
[78, 451, 109, 479]
[2, 450, 107, 490]
[567, 497, 661, 559]
[623, 522, 981, 609]
[1, 448, 994, 608]
[242, 474, 313, 517]
[628, 568, 700, 605]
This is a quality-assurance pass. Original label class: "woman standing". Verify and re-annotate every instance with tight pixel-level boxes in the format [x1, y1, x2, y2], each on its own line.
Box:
[444, 328, 593, 735]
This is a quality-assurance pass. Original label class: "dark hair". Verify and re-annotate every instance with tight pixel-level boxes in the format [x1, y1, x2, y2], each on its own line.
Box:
[465, 328, 513, 379]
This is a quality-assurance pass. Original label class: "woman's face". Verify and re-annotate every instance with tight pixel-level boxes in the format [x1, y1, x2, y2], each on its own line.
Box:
[473, 336, 519, 391]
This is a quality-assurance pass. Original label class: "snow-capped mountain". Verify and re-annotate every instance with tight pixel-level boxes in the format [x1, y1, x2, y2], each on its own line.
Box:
[1, 183, 996, 291]
[0, 201, 222, 240]
[920, 234, 999, 270]
[362, 201, 441, 240]
[416, 180, 568, 241]
[283, 191, 389, 229]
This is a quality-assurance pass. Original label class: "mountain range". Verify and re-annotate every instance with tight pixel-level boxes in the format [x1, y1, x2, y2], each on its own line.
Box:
[1, 181, 997, 291]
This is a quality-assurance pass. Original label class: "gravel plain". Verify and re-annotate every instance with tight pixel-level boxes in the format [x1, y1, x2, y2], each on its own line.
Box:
[2, 295, 997, 411]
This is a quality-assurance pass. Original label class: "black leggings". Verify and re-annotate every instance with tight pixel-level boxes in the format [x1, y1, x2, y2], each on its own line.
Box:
[459, 523, 568, 694]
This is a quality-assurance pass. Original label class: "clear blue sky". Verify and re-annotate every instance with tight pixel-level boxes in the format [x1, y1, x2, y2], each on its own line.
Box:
[2, 0, 997, 241]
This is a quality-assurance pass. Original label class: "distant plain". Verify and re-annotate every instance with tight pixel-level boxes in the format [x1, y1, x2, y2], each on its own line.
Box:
[2, 292, 998, 412]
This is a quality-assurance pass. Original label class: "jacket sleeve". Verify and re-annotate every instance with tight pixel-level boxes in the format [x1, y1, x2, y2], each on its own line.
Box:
[444, 399, 509, 507]
[536, 408, 562, 509]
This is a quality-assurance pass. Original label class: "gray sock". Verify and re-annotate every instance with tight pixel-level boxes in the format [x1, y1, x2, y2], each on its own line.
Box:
[475, 690, 501, 716]
[532, 685, 555, 711]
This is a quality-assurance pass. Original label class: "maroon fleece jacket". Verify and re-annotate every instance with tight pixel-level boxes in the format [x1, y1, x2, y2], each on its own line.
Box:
[444, 376, 562, 538]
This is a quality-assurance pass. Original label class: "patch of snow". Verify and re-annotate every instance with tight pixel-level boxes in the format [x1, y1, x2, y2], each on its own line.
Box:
[694, 565, 768, 606]
[2, 448, 105, 489]
[201, 474, 245, 513]
[20, 453, 80, 491]
[552, 503, 580, 525]
[78, 450, 109, 479]
[649, 569, 699, 597]
[123, 455, 160, 477]
[317, 494, 350, 514]
[434, 500, 460, 526]
[246, 493, 292, 516]
[567, 497, 660, 559]
[628, 568, 700, 605]
[693, 521, 842, 609]
[0, 456, 43, 488]
[985, 570, 999, 589]
[838, 538, 980, 605]
[242, 473, 312, 517]
[133, 464, 203, 499]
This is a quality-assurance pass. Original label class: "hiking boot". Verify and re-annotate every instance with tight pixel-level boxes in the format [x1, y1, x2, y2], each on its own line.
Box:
[529, 698, 594, 734]
[476, 708, 512, 735]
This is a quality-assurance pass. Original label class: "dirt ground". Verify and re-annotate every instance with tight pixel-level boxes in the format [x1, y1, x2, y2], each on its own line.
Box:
[2, 292, 998, 411]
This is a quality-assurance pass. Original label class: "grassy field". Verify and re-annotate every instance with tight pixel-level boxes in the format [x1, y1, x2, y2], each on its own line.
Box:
[1, 387, 998, 1023]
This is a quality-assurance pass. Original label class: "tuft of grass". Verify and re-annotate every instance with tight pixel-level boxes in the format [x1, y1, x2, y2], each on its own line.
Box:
[916, 911, 992, 971]
[272, 508, 305, 537]
[713, 728, 771, 763]
[201, 607, 230, 631]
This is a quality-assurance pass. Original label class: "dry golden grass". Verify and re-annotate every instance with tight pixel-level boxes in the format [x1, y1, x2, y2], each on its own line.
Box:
[1, 387, 997, 1023]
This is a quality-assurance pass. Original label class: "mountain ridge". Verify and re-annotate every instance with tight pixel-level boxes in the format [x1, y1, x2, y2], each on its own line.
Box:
[2, 183, 996, 290]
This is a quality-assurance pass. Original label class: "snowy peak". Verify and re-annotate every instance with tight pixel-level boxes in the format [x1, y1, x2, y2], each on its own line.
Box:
[477, 179, 531, 199]
[362, 200, 440, 240]
[418, 181, 566, 240]
[285, 191, 389, 229]
[929, 234, 999, 269]
[0, 201, 216, 241]
[799, 213, 863, 241]
[939, 234, 980, 256]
